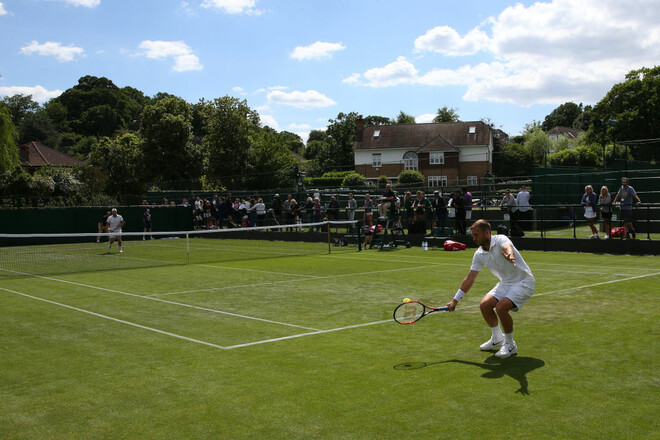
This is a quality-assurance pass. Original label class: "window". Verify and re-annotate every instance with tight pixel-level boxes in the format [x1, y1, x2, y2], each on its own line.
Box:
[372, 153, 382, 168]
[428, 176, 447, 187]
[468, 126, 476, 134]
[373, 129, 380, 138]
[467, 175, 478, 186]
[403, 152, 418, 171]
[429, 151, 445, 165]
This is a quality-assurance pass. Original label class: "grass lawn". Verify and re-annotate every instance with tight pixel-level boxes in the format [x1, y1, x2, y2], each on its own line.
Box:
[1, 241, 659, 439]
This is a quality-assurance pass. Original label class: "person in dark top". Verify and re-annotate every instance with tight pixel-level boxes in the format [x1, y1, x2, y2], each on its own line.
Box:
[271, 194, 283, 223]
[143, 209, 153, 240]
[378, 183, 396, 219]
[432, 190, 448, 232]
[327, 195, 340, 232]
[451, 189, 466, 234]
[97, 211, 111, 243]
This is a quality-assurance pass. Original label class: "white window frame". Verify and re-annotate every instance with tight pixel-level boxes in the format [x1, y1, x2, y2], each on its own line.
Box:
[428, 176, 447, 187]
[403, 152, 418, 171]
[429, 151, 445, 165]
[372, 153, 382, 168]
[467, 175, 478, 186]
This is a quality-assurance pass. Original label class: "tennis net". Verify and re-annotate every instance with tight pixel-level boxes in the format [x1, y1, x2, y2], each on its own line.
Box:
[0, 221, 359, 277]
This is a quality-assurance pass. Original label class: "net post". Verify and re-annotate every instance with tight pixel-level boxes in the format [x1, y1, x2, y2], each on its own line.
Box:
[357, 220, 362, 251]
[327, 221, 331, 254]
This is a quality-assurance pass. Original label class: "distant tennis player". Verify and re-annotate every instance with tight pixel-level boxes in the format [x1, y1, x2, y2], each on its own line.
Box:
[97, 210, 111, 243]
[446, 219, 535, 358]
[106, 208, 125, 253]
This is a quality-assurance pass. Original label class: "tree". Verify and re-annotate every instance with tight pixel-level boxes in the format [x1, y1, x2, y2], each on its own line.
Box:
[394, 111, 415, 124]
[89, 133, 143, 195]
[364, 115, 392, 126]
[1, 94, 40, 126]
[278, 131, 305, 156]
[492, 143, 532, 177]
[0, 106, 19, 173]
[244, 128, 296, 189]
[523, 128, 553, 166]
[324, 112, 359, 172]
[541, 102, 583, 131]
[201, 96, 260, 188]
[18, 111, 61, 147]
[590, 66, 660, 162]
[433, 106, 459, 123]
[140, 96, 201, 184]
[396, 170, 424, 186]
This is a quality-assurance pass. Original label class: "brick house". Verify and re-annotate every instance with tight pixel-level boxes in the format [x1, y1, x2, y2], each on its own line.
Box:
[353, 119, 493, 187]
[18, 141, 86, 173]
[546, 126, 585, 143]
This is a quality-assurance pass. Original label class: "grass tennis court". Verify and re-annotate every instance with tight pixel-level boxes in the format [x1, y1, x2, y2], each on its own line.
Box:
[1, 241, 658, 439]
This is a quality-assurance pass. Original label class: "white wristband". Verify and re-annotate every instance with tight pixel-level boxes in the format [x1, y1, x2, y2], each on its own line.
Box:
[454, 289, 466, 302]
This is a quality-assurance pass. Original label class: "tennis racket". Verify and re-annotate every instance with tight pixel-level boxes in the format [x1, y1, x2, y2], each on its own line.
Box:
[393, 300, 449, 325]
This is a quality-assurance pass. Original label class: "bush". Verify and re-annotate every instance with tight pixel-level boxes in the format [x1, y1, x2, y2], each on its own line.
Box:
[396, 170, 424, 186]
[305, 176, 344, 187]
[377, 175, 390, 188]
[341, 173, 367, 188]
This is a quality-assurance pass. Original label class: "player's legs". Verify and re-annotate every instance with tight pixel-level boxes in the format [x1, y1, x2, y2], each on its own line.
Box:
[495, 297, 515, 334]
[117, 235, 123, 252]
[479, 295, 504, 350]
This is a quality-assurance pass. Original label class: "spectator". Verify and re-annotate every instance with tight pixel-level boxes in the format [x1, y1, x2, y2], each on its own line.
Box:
[403, 191, 415, 234]
[194, 197, 202, 212]
[581, 185, 599, 239]
[501, 189, 519, 232]
[303, 196, 315, 230]
[327, 195, 340, 233]
[598, 186, 612, 239]
[203, 199, 213, 229]
[378, 183, 396, 220]
[254, 198, 267, 227]
[346, 192, 357, 224]
[248, 197, 258, 227]
[143, 208, 153, 240]
[412, 190, 429, 235]
[313, 198, 322, 231]
[239, 199, 249, 227]
[290, 199, 301, 230]
[516, 186, 532, 230]
[97, 210, 111, 243]
[283, 194, 293, 231]
[180, 198, 190, 207]
[140, 200, 148, 207]
[432, 190, 448, 232]
[162, 198, 169, 207]
[462, 187, 473, 221]
[271, 194, 283, 224]
[612, 177, 641, 239]
[451, 189, 466, 235]
[363, 193, 374, 227]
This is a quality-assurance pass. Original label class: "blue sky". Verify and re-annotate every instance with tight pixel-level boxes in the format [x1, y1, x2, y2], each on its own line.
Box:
[1, 0, 658, 142]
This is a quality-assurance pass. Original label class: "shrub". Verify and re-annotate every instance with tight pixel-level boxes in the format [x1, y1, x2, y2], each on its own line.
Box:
[377, 175, 390, 188]
[341, 173, 367, 187]
[396, 170, 424, 186]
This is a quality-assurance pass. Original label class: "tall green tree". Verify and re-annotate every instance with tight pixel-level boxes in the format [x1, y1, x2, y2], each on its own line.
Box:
[244, 128, 296, 189]
[140, 96, 202, 184]
[394, 111, 415, 124]
[18, 111, 61, 147]
[433, 106, 460, 123]
[325, 111, 359, 172]
[201, 96, 260, 188]
[89, 133, 143, 195]
[590, 66, 660, 162]
[541, 102, 583, 131]
[364, 115, 392, 126]
[0, 106, 19, 173]
[524, 127, 553, 166]
[1, 94, 40, 126]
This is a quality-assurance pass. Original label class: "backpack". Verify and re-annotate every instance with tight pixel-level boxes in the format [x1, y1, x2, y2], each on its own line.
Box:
[610, 226, 627, 237]
[496, 224, 509, 236]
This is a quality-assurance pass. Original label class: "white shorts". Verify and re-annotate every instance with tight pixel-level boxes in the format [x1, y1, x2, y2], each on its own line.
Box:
[109, 229, 122, 240]
[486, 277, 535, 312]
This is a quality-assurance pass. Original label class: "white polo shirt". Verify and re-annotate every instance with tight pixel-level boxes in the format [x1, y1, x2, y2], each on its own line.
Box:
[106, 214, 123, 232]
[470, 234, 533, 284]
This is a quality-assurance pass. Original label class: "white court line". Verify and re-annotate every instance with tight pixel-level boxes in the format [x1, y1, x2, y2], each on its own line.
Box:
[222, 270, 660, 350]
[0, 287, 227, 350]
[197, 264, 322, 278]
[0, 268, 319, 331]
[152, 262, 444, 297]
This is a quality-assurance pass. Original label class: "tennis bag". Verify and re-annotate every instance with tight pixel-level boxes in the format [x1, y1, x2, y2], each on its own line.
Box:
[610, 226, 627, 237]
[443, 240, 467, 251]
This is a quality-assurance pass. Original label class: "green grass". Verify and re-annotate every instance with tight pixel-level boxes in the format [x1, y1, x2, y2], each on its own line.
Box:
[1, 243, 659, 439]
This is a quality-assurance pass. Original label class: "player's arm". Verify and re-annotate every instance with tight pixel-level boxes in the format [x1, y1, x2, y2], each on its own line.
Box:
[501, 243, 516, 266]
[446, 270, 479, 311]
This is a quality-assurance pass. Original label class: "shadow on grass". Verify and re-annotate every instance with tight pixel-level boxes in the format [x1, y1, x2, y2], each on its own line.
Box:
[394, 355, 545, 395]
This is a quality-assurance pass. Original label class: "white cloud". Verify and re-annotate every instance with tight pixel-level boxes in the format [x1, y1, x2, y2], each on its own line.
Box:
[200, 0, 263, 15]
[290, 41, 346, 60]
[266, 89, 336, 109]
[351, 0, 660, 106]
[0, 2, 8, 15]
[289, 123, 311, 131]
[0, 85, 63, 102]
[415, 114, 435, 123]
[414, 26, 490, 56]
[60, 0, 100, 7]
[137, 40, 203, 72]
[20, 41, 84, 62]
[361, 56, 418, 88]
[232, 86, 247, 95]
[259, 114, 279, 130]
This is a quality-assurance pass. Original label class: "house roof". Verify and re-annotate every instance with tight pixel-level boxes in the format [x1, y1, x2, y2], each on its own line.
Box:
[19, 141, 86, 168]
[546, 126, 584, 139]
[354, 121, 491, 152]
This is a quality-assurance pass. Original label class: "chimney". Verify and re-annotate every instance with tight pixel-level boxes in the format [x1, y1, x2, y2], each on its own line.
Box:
[355, 115, 365, 142]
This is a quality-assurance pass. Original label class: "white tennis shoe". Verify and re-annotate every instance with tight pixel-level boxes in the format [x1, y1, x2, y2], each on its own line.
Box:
[495, 342, 518, 358]
[480, 337, 504, 351]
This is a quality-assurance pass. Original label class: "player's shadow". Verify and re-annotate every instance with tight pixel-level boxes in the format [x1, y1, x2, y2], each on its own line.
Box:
[394, 355, 545, 395]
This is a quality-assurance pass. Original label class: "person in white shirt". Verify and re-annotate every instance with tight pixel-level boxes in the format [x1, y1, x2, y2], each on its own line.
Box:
[516, 186, 531, 230]
[446, 219, 535, 358]
[106, 208, 125, 253]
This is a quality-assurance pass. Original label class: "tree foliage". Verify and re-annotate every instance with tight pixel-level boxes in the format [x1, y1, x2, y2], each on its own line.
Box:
[0, 106, 19, 173]
[89, 132, 144, 196]
[1, 94, 40, 126]
[394, 111, 415, 125]
[433, 106, 459, 123]
[541, 102, 583, 131]
[396, 170, 424, 185]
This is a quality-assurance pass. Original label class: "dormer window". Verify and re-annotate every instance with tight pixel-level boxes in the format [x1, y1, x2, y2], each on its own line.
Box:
[373, 129, 380, 138]
[468, 126, 476, 134]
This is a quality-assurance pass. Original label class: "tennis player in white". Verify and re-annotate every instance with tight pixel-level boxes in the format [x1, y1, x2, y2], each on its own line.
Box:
[106, 208, 125, 253]
[446, 219, 535, 358]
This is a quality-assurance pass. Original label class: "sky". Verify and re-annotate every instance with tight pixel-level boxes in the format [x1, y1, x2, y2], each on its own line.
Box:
[1, 0, 659, 142]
